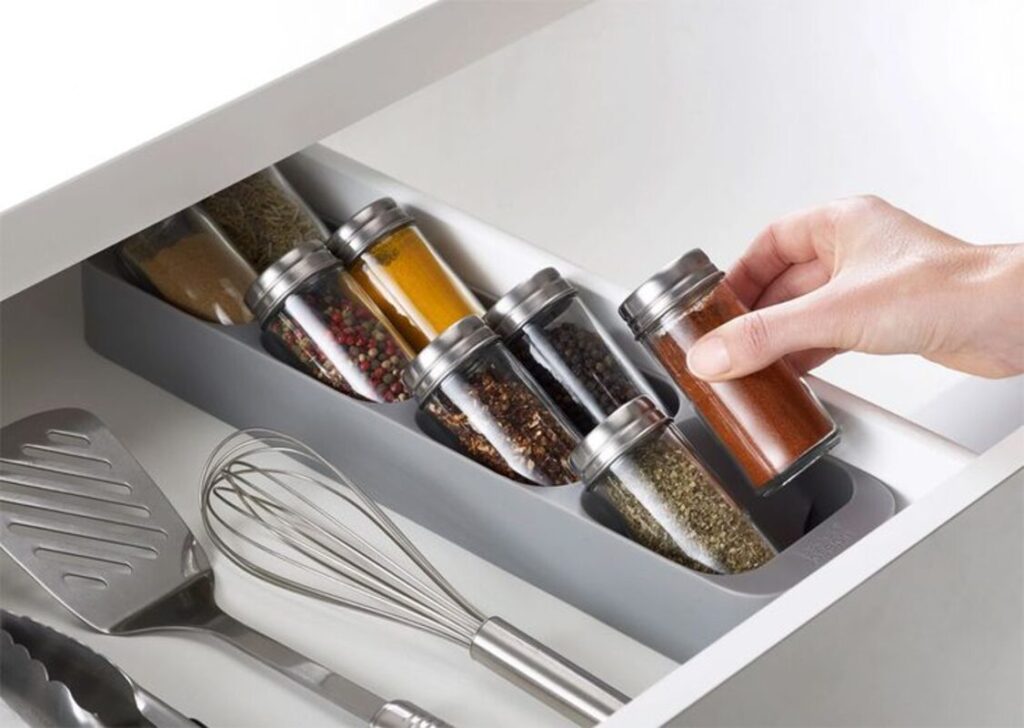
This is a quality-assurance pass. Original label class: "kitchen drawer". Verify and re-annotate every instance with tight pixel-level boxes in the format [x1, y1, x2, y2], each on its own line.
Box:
[2, 40, 1021, 726]
[2, 139, 1017, 727]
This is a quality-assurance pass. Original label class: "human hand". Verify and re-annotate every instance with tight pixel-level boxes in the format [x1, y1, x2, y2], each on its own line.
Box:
[686, 196, 1024, 381]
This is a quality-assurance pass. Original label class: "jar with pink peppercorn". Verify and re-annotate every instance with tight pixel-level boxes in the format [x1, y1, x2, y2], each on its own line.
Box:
[245, 242, 414, 403]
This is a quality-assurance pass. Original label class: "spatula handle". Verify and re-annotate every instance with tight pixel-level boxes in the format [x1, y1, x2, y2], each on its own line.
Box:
[202, 611, 450, 728]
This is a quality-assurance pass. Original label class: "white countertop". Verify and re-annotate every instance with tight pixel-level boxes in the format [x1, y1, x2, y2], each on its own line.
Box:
[324, 0, 1024, 450]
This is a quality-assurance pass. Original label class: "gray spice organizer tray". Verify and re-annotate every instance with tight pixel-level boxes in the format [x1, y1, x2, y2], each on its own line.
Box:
[82, 225, 894, 668]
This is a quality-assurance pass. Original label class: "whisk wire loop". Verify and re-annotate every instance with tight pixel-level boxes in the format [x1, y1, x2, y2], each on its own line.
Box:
[200, 429, 485, 646]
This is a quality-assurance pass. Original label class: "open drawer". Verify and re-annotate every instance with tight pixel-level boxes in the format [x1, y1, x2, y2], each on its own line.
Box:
[55, 145, 1019, 725]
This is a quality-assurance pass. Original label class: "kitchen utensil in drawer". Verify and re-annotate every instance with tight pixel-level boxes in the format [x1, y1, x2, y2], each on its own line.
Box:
[200, 428, 630, 726]
[0, 409, 451, 728]
[0, 610, 194, 727]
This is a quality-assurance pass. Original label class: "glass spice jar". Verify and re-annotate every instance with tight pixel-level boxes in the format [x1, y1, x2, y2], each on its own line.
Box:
[570, 396, 776, 574]
[245, 242, 413, 403]
[118, 206, 256, 325]
[329, 198, 484, 351]
[485, 267, 663, 434]
[201, 165, 330, 272]
[619, 250, 840, 496]
[402, 316, 579, 485]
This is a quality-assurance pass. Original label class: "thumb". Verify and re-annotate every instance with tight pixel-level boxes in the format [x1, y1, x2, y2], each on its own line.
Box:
[686, 293, 841, 381]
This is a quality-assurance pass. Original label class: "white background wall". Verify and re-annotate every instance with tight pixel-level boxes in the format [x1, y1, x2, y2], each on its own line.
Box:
[326, 0, 1024, 449]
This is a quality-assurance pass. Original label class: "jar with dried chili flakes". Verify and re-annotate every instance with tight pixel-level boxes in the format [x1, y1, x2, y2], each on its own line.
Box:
[619, 250, 839, 495]
[328, 198, 484, 351]
[246, 242, 413, 403]
[402, 316, 579, 485]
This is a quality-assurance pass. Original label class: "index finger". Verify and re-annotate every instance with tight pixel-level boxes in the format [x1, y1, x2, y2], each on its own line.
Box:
[726, 204, 839, 307]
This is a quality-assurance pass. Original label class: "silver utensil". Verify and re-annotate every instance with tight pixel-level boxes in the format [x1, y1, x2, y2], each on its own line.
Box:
[0, 610, 194, 727]
[200, 428, 629, 726]
[0, 408, 450, 728]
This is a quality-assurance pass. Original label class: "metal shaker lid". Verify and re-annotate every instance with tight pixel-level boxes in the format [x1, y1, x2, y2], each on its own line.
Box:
[244, 242, 338, 323]
[569, 396, 670, 484]
[618, 249, 724, 337]
[327, 197, 414, 264]
[484, 267, 577, 338]
[401, 316, 500, 401]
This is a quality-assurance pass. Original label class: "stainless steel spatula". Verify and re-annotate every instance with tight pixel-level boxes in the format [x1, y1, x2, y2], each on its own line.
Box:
[0, 409, 449, 728]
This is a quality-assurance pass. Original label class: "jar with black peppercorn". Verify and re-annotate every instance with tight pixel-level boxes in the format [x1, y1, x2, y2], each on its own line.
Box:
[402, 316, 579, 485]
[246, 243, 413, 403]
[619, 250, 840, 496]
[485, 267, 662, 434]
[570, 396, 776, 574]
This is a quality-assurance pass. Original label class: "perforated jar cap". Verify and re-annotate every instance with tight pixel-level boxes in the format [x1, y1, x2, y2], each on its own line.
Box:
[327, 197, 414, 264]
[618, 249, 724, 337]
[569, 396, 670, 484]
[401, 316, 500, 401]
[244, 242, 337, 323]
[484, 267, 577, 338]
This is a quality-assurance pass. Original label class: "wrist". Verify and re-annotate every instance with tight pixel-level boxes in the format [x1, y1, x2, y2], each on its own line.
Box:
[956, 243, 1024, 376]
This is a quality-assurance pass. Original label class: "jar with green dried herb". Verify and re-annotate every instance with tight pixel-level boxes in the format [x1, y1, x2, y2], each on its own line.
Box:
[202, 165, 329, 272]
[486, 267, 662, 434]
[246, 243, 413, 403]
[118, 206, 256, 324]
[402, 316, 579, 485]
[570, 396, 776, 573]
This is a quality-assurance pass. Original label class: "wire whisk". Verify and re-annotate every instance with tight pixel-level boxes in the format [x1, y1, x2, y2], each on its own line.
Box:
[200, 429, 627, 726]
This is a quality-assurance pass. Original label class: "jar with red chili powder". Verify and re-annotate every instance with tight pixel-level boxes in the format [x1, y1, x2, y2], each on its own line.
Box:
[619, 250, 839, 495]
[246, 243, 413, 403]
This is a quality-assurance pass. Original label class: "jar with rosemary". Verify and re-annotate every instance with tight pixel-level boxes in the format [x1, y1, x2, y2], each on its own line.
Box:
[118, 206, 256, 324]
[570, 396, 776, 574]
[246, 243, 413, 403]
[402, 316, 579, 485]
[329, 198, 484, 351]
[202, 165, 329, 272]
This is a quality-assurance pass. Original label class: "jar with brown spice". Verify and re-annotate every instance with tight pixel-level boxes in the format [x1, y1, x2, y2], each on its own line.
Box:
[402, 316, 579, 485]
[246, 243, 413, 403]
[202, 165, 330, 272]
[485, 267, 662, 434]
[329, 198, 484, 351]
[619, 250, 839, 495]
[570, 396, 776, 574]
[118, 206, 256, 324]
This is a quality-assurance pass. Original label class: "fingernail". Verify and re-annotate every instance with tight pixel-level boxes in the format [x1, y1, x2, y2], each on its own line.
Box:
[688, 337, 731, 378]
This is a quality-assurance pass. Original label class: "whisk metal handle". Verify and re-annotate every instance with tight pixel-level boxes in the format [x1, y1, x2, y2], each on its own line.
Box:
[470, 617, 628, 726]
[201, 611, 451, 727]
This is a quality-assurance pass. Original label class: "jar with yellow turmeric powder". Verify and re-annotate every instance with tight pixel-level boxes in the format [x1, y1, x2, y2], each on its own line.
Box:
[328, 198, 484, 351]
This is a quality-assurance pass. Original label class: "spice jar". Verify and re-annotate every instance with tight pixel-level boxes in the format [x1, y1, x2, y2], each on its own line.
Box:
[246, 243, 413, 403]
[402, 316, 579, 485]
[485, 267, 662, 434]
[329, 198, 484, 351]
[118, 206, 256, 324]
[619, 250, 839, 495]
[202, 166, 330, 272]
[570, 396, 775, 573]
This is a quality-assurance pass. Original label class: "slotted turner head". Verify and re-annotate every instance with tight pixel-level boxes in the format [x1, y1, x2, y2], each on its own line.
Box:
[0, 409, 211, 633]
